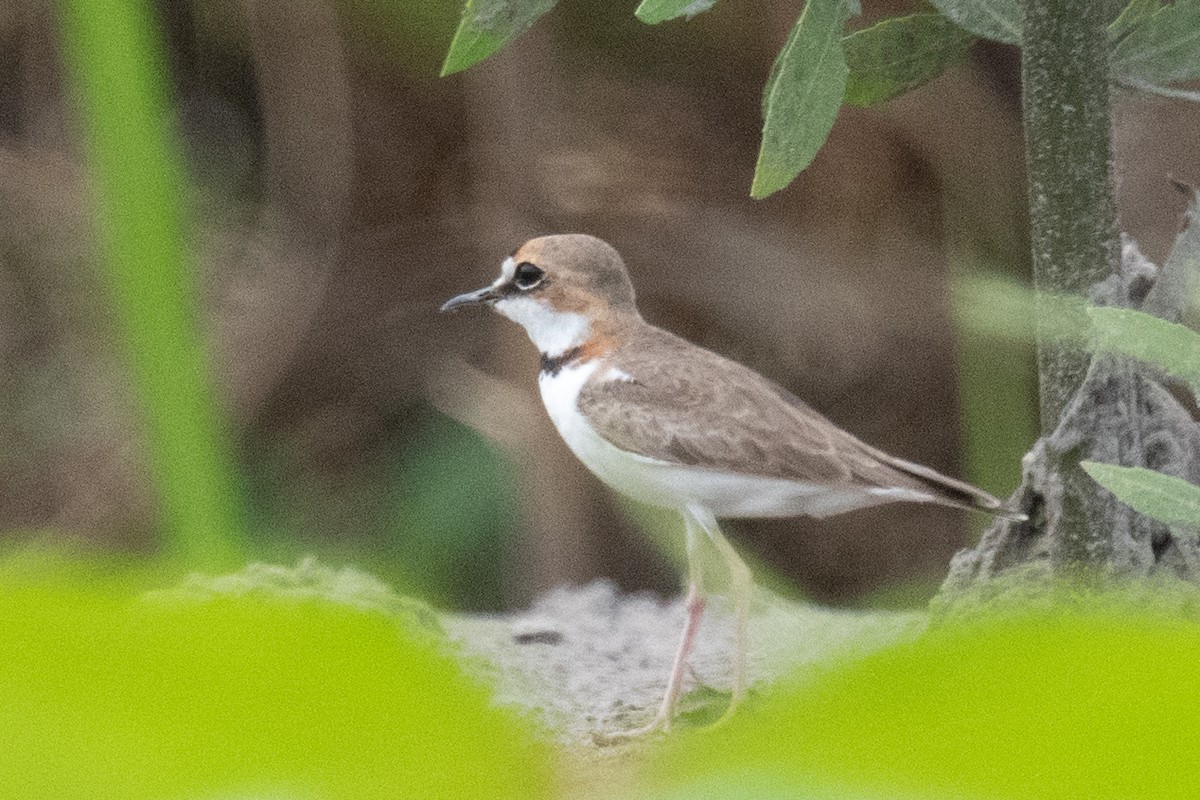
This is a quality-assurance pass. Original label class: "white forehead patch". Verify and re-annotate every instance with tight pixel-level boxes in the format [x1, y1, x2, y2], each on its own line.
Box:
[491, 256, 517, 288]
[494, 295, 589, 358]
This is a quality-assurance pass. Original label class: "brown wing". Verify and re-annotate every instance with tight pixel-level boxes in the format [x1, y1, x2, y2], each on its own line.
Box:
[579, 326, 1012, 514]
[580, 328, 879, 485]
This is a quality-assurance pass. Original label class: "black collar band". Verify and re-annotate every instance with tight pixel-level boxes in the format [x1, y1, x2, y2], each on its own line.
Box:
[540, 346, 583, 377]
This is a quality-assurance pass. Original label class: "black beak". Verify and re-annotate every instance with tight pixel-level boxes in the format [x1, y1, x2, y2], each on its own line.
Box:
[440, 285, 498, 312]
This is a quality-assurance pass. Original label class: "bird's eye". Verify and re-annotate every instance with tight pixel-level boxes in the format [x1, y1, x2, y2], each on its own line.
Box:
[513, 262, 545, 290]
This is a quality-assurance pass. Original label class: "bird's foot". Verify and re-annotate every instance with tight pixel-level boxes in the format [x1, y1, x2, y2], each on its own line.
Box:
[707, 688, 745, 730]
[592, 708, 673, 746]
[594, 682, 749, 745]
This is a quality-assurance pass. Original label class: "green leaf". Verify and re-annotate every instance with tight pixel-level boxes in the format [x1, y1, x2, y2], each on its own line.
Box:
[648, 610, 1200, 799]
[440, 0, 560, 76]
[1086, 306, 1200, 395]
[644, 770, 928, 800]
[0, 576, 555, 800]
[1112, 0, 1200, 85]
[927, 0, 1021, 44]
[635, 0, 718, 24]
[752, 0, 852, 199]
[1082, 461, 1200, 528]
[60, 0, 244, 568]
[952, 273, 1091, 345]
[1108, 0, 1162, 40]
[842, 13, 973, 107]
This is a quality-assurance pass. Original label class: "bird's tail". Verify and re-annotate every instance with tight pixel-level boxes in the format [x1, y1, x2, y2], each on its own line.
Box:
[881, 453, 1028, 522]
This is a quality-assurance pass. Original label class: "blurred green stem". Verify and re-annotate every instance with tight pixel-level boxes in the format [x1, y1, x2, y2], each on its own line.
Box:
[59, 0, 244, 567]
[1020, 0, 1121, 566]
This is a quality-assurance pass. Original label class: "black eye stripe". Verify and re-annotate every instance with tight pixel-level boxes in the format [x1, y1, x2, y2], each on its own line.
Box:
[513, 261, 545, 290]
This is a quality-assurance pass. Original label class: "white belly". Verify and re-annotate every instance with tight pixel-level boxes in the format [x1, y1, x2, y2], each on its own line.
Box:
[538, 362, 891, 518]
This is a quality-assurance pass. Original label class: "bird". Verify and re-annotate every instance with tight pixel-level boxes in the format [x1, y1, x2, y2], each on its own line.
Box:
[441, 234, 1023, 737]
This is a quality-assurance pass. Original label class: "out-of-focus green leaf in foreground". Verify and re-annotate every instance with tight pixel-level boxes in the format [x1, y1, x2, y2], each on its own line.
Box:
[59, 0, 243, 567]
[642, 609, 1200, 799]
[441, 0, 560, 76]
[1082, 461, 1200, 529]
[954, 279, 1200, 395]
[952, 272, 1088, 344]
[0, 574, 553, 800]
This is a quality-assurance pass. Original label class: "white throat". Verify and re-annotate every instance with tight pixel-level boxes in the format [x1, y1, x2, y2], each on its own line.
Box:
[494, 295, 590, 358]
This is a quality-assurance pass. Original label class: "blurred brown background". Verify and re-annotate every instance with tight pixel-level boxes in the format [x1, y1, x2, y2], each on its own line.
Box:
[0, 0, 1196, 609]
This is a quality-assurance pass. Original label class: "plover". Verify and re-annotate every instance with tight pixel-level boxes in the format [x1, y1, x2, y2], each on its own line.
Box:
[442, 234, 1021, 736]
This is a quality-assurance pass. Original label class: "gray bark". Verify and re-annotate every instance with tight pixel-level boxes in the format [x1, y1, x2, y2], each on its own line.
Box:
[938, 231, 1200, 610]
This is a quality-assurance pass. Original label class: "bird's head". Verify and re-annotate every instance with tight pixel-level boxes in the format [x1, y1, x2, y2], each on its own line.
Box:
[441, 234, 639, 357]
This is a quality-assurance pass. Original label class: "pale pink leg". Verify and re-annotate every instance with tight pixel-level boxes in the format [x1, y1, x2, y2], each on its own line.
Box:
[655, 582, 706, 728]
[596, 512, 706, 742]
[691, 505, 751, 721]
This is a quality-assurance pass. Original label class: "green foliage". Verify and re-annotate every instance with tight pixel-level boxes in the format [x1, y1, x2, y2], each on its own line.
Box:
[641, 771, 919, 800]
[950, 273, 1038, 504]
[752, 0, 854, 199]
[0, 576, 553, 800]
[1087, 306, 1200, 395]
[927, 0, 1021, 44]
[952, 273, 1090, 345]
[243, 412, 516, 611]
[1082, 462, 1200, 528]
[344, 0, 464, 76]
[644, 610, 1200, 799]
[1112, 0, 1200, 86]
[1108, 0, 1163, 40]
[441, 0, 560, 76]
[59, 0, 243, 567]
[634, 0, 718, 25]
[950, 272, 1200, 377]
[843, 14, 973, 107]
[434, 0, 1200, 195]
[383, 415, 516, 608]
